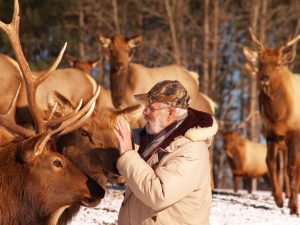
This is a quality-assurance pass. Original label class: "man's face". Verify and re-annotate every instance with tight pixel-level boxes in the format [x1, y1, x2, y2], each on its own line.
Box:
[143, 102, 171, 135]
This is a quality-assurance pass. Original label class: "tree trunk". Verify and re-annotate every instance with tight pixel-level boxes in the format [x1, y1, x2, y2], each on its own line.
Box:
[79, 2, 85, 57]
[164, 0, 181, 64]
[249, 0, 260, 192]
[203, 0, 210, 94]
[112, 0, 120, 34]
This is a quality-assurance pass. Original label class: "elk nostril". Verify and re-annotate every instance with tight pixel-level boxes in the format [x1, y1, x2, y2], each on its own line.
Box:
[261, 75, 269, 82]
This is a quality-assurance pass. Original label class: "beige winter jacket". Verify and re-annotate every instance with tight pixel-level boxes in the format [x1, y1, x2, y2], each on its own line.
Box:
[117, 108, 218, 225]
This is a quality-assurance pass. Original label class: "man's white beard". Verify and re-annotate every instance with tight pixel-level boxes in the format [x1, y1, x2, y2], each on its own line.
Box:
[145, 112, 168, 135]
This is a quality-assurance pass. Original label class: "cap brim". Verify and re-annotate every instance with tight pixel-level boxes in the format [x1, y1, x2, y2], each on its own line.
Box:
[134, 93, 149, 102]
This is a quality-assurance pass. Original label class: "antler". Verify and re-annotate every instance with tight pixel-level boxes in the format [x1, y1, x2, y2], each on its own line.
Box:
[248, 27, 264, 49]
[234, 110, 259, 130]
[0, 84, 35, 137]
[47, 86, 101, 136]
[0, 0, 66, 133]
[279, 34, 300, 51]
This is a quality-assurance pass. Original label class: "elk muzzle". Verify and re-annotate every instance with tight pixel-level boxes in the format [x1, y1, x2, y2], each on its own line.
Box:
[260, 75, 270, 86]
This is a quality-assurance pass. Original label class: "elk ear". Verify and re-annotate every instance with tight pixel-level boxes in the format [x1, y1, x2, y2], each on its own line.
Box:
[282, 48, 296, 65]
[16, 133, 51, 164]
[65, 54, 76, 67]
[90, 57, 101, 68]
[244, 62, 258, 76]
[243, 46, 258, 64]
[128, 35, 143, 49]
[99, 35, 111, 48]
[117, 104, 145, 123]
[47, 91, 75, 117]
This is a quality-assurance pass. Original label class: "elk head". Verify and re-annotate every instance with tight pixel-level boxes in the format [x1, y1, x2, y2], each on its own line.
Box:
[65, 53, 101, 74]
[0, 0, 104, 214]
[51, 91, 145, 188]
[243, 28, 300, 96]
[99, 34, 142, 72]
[219, 110, 257, 160]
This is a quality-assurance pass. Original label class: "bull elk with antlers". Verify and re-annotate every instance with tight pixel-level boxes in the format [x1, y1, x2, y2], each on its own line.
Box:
[243, 28, 300, 215]
[0, 1, 106, 224]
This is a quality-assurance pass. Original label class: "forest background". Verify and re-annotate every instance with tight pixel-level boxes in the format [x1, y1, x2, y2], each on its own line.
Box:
[0, 0, 299, 190]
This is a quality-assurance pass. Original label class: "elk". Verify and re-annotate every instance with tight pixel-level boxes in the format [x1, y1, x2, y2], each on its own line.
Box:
[0, 0, 104, 224]
[63, 53, 115, 109]
[99, 34, 217, 115]
[219, 111, 269, 193]
[65, 53, 101, 74]
[220, 130, 269, 193]
[243, 28, 300, 215]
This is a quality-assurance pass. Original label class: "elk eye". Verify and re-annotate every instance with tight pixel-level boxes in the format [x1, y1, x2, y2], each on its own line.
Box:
[81, 129, 89, 137]
[53, 159, 63, 168]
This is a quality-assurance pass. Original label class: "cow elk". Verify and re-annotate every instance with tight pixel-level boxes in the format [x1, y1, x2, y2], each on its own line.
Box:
[99, 34, 217, 115]
[244, 28, 300, 215]
[65, 53, 101, 74]
[0, 1, 104, 224]
[219, 111, 269, 193]
[220, 129, 269, 193]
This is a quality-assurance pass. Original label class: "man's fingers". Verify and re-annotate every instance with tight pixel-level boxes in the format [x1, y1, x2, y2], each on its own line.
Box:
[114, 129, 122, 141]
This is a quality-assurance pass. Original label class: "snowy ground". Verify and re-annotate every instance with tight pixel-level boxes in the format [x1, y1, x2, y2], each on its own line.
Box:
[70, 187, 300, 225]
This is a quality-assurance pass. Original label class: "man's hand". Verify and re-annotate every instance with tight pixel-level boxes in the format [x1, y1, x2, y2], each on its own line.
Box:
[114, 119, 133, 155]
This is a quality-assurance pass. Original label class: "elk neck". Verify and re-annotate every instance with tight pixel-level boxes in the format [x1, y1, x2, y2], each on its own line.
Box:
[110, 63, 134, 109]
[259, 67, 293, 126]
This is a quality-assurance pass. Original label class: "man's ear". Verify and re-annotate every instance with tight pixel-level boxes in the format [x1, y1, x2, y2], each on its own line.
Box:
[168, 107, 177, 120]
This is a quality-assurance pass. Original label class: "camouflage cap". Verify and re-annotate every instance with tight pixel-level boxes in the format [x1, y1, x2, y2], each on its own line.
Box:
[134, 80, 190, 109]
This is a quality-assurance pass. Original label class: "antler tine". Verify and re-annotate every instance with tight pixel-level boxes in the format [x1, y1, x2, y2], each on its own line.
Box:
[37, 42, 67, 85]
[248, 27, 264, 49]
[284, 34, 300, 48]
[47, 102, 58, 121]
[234, 110, 259, 131]
[57, 101, 96, 136]
[0, 84, 35, 137]
[46, 99, 83, 127]
[48, 86, 100, 136]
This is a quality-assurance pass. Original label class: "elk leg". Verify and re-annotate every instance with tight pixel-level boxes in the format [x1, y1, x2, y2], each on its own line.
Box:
[266, 140, 283, 207]
[246, 177, 253, 194]
[287, 135, 300, 215]
[283, 147, 291, 199]
[276, 151, 283, 195]
[233, 176, 241, 193]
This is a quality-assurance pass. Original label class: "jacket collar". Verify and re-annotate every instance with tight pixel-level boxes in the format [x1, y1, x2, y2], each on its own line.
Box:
[138, 108, 218, 161]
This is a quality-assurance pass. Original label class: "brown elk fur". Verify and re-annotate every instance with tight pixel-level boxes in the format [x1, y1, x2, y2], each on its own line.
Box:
[0, 134, 104, 225]
[55, 101, 144, 188]
[221, 131, 269, 193]
[244, 32, 300, 215]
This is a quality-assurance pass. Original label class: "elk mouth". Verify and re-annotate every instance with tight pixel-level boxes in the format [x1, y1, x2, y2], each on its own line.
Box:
[81, 197, 102, 207]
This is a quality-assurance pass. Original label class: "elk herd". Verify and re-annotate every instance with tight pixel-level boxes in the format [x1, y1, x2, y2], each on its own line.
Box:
[0, 1, 299, 224]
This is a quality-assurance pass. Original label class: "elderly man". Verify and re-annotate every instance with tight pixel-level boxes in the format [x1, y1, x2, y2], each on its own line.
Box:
[114, 80, 218, 225]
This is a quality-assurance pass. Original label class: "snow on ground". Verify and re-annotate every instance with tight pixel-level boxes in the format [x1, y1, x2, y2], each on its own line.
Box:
[70, 187, 300, 225]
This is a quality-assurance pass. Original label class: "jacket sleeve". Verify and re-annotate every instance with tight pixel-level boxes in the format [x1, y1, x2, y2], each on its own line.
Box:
[117, 140, 210, 211]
